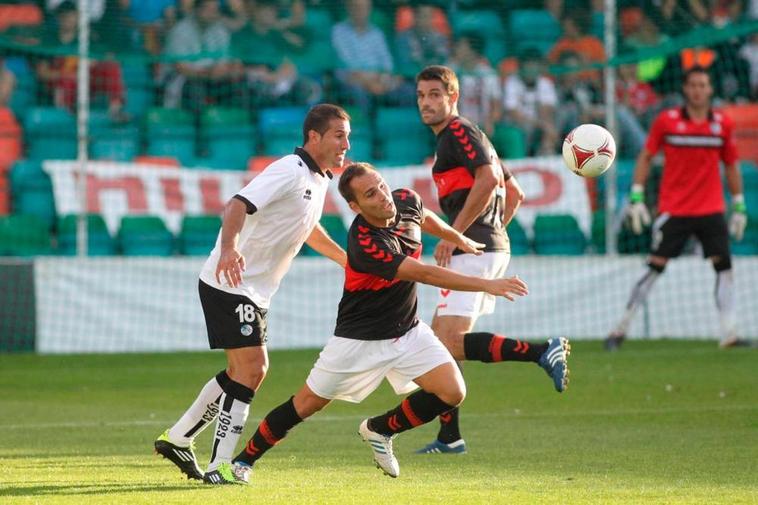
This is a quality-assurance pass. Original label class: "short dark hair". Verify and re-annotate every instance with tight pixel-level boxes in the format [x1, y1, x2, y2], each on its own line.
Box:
[682, 65, 711, 85]
[415, 65, 459, 95]
[302, 103, 350, 146]
[338, 162, 375, 203]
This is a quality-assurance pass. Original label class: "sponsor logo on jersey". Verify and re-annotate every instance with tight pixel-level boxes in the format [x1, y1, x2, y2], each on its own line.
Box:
[303, 188, 312, 200]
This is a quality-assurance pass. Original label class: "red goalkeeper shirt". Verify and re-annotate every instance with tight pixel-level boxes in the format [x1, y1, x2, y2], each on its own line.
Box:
[645, 107, 738, 216]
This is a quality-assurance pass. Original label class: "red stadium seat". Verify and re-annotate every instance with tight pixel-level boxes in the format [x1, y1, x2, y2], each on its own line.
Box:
[394, 5, 451, 36]
[133, 155, 180, 168]
[0, 4, 43, 32]
[0, 108, 22, 174]
[721, 104, 758, 163]
[247, 156, 278, 172]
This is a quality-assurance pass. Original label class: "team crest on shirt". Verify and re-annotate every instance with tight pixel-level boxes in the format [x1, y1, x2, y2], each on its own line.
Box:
[710, 122, 721, 135]
[240, 324, 253, 336]
[676, 122, 686, 132]
[303, 188, 312, 200]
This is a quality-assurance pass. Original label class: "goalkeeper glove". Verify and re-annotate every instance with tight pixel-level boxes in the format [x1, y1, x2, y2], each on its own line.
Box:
[728, 194, 747, 242]
[627, 184, 651, 235]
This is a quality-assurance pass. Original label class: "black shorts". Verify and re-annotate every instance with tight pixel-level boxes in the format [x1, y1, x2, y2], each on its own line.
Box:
[198, 280, 268, 349]
[650, 213, 731, 259]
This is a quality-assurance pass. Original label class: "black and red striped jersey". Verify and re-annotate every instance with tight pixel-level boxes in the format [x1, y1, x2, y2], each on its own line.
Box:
[432, 115, 511, 254]
[334, 189, 423, 341]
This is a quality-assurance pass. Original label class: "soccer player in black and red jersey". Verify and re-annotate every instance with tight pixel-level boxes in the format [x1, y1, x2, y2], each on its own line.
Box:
[605, 66, 752, 350]
[222, 163, 533, 482]
[414, 65, 570, 454]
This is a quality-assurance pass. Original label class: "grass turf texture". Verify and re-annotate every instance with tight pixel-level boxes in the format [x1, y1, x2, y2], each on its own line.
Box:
[0, 340, 755, 505]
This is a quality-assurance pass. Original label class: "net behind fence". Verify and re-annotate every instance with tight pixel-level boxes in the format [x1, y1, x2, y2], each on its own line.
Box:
[0, 0, 757, 353]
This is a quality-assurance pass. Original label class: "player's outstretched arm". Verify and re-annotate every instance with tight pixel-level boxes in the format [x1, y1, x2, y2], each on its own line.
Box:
[215, 197, 249, 287]
[421, 209, 484, 256]
[305, 223, 347, 267]
[394, 256, 528, 301]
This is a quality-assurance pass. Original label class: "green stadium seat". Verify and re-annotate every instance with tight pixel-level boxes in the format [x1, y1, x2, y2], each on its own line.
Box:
[375, 107, 432, 164]
[347, 134, 374, 162]
[57, 213, 116, 256]
[380, 138, 430, 165]
[179, 214, 221, 256]
[375, 107, 426, 136]
[24, 107, 77, 160]
[8, 72, 36, 118]
[9, 160, 56, 227]
[533, 214, 586, 255]
[731, 222, 758, 255]
[305, 8, 332, 35]
[508, 10, 561, 55]
[201, 107, 255, 169]
[122, 62, 154, 118]
[320, 214, 348, 249]
[259, 107, 308, 157]
[492, 124, 526, 160]
[452, 10, 504, 38]
[90, 124, 141, 161]
[144, 108, 196, 165]
[290, 40, 336, 75]
[117, 215, 174, 256]
[507, 218, 530, 255]
[591, 210, 606, 253]
[0, 214, 52, 256]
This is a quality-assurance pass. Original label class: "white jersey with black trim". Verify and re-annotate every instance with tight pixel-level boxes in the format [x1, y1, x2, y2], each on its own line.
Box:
[199, 150, 330, 309]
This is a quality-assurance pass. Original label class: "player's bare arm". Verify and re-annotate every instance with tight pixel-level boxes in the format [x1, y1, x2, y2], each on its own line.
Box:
[305, 222, 347, 267]
[434, 163, 499, 267]
[394, 256, 528, 301]
[421, 209, 484, 256]
[502, 175, 525, 227]
[215, 197, 248, 287]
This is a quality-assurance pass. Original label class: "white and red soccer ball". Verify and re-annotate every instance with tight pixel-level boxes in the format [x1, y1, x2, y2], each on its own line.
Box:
[562, 124, 616, 178]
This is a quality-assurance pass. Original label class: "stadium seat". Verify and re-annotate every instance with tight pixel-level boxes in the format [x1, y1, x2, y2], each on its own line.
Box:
[134, 155, 180, 167]
[0, 107, 23, 172]
[492, 124, 526, 160]
[9, 160, 56, 228]
[591, 210, 606, 253]
[507, 218, 530, 255]
[178, 214, 221, 256]
[259, 107, 308, 157]
[320, 214, 348, 249]
[451, 10, 504, 38]
[375, 107, 432, 164]
[379, 138, 430, 165]
[122, 62, 154, 118]
[145, 107, 196, 166]
[248, 156, 278, 172]
[346, 133, 374, 162]
[375, 107, 426, 136]
[290, 40, 336, 76]
[508, 10, 561, 55]
[0, 4, 43, 31]
[89, 111, 141, 162]
[24, 107, 77, 160]
[532, 214, 586, 255]
[117, 215, 174, 256]
[201, 107, 255, 169]
[0, 214, 52, 256]
[57, 213, 116, 256]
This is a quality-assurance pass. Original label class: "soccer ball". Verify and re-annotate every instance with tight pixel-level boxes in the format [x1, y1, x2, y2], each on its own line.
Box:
[562, 124, 616, 178]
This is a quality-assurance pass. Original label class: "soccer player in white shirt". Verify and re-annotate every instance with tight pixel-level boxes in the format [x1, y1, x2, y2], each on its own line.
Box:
[154, 104, 350, 484]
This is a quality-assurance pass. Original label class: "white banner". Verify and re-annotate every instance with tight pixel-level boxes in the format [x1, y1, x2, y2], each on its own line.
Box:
[43, 157, 592, 236]
[35, 256, 758, 354]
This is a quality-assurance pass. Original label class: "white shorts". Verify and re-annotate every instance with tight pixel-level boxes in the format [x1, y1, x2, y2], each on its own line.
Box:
[305, 321, 455, 403]
[435, 251, 510, 319]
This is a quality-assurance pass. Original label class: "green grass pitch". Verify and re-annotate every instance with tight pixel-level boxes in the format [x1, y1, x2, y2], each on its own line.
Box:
[0, 340, 756, 504]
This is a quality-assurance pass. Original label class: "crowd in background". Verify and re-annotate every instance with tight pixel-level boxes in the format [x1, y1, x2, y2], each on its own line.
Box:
[0, 0, 757, 158]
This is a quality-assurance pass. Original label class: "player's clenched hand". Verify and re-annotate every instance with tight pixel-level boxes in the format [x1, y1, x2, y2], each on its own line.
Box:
[486, 275, 529, 301]
[215, 247, 246, 287]
[455, 235, 485, 256]
[434, 240, 457, 268]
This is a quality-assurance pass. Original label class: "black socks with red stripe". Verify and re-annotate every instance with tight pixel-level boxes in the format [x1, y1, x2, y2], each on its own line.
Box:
[463, 332, 547, 363]
[234, 396, 302, 466]
[368, 390, 455, 436]
[436, 407, 462, 444]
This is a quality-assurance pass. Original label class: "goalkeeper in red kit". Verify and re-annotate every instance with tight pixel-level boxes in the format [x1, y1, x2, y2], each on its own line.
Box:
[605, 66, 752, 350]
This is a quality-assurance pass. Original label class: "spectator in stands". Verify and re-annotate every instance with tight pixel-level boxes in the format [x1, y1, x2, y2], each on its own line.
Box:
[0, 54, 16, 108]
[162, 0, 245, 111]
[447, 32, 500, 136]
[232, 0, 321, 106]
[739, 33, 758, 99]
[394, 2, 450, 76]
[331, 0, 413, 113]
[121, 0, 178, 54]
[502, 47, 558, 156]
[36, 1, 129, 122]
[556, 51, 646, 158]
[548, 8, 605, 82]
[179, 0, 248, 32]
[643, 0, 708, 36]
[616, 63, 660, 127]
[623, 12, 670, 85]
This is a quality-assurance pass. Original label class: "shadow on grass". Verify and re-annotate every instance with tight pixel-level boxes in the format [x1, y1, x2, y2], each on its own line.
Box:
[0, 482, 198, 497]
